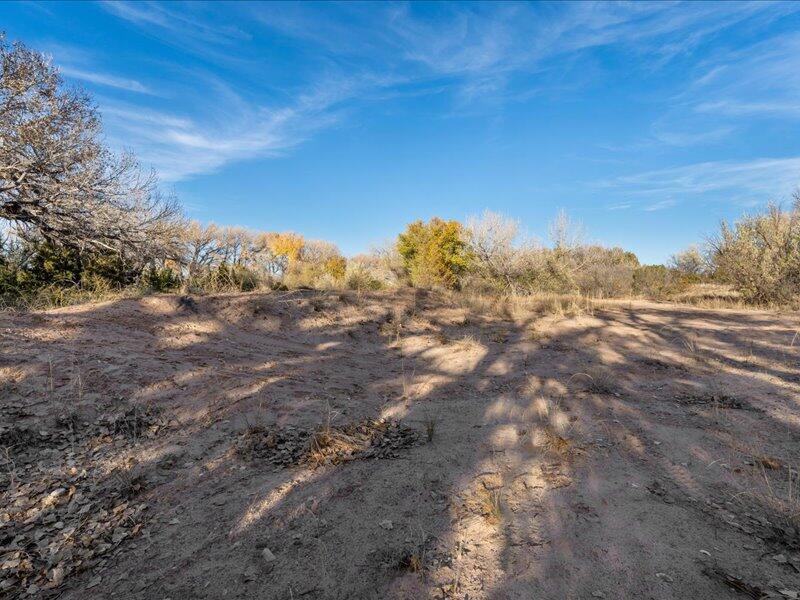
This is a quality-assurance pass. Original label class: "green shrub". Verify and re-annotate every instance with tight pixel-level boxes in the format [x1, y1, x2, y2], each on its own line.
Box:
[143, 266, 180, 292]
[0, 240, 136, 307]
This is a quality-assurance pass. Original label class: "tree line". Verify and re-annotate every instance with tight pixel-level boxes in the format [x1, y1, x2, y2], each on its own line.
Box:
[1, 34, 798, 308]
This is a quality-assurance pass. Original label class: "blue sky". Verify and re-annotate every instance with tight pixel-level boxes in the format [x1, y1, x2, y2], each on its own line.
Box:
[3, 1, 800, 263]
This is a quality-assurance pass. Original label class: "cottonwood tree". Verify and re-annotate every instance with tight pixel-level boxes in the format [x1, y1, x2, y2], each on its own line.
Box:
[397, 218, 471, 289]
[0, 35, 182, 258]
[181, 221, 225, 277]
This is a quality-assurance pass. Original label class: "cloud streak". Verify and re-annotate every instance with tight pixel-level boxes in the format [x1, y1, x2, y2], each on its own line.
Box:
[60, 66, 153, 94]
[88, 0, 800, 193]
[98, 75, 358, 181]
[598, 157, 800, 210]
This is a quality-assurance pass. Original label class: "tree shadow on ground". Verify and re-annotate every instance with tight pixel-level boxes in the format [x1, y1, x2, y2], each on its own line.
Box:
[1, 290, 799, 599]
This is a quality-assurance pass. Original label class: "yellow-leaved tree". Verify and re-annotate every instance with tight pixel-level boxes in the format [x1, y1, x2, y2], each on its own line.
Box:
[396, 218, 471, 289]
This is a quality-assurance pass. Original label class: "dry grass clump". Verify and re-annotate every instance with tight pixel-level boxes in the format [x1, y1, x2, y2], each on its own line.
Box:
[0, 284, 139, 312]
[759, 466, 800, 529]
[397, 552, 424, 573]
[454, 291, 601, 323]
[525, 322, 542, 342]
[670, 283, 743, 308]
[305, 424, 364, 467]
[711, 439, 800, 547]
[375, 530, 433, 576]
[571, 367, 618, 395]
[681, 334, 709, 365]
[527, 294, 596, 318]
[308, 419, 420, 465]
[731, 453, 800, 545]
[451, 291, 517, 321]
[451, 334, 483, 352]
[477, 487, 503, 523]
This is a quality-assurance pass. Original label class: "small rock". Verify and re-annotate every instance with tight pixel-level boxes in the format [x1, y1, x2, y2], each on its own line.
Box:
[592, 592, 605, 598]
[779, 590, 799, 599]
[379, 519, 393, 530]
[50, 565, 65, 586]
[699, 549, 711, 556]
[261, 547, 276, 562]
[774, 554, 788, 564]
[655, 572, 674, 583]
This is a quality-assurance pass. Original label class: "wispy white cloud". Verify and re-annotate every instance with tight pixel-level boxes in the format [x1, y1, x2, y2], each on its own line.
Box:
[99, 74, 357, 181]
[93, 0, 800, 184]
[695, 100, 800, 119]
[643, 198, 679, 212]
[393, 2, 790, 81]
[688, 31, 800, 119]
[581, 9, 800, 155]
[607, 202, 634, 211]
[100, 0, 255, 70]
[60, 66, 153, 94]
[598, 157, 800, 209]
[101, 0, 251, 46]
[250, 0, 800, 132]
[647, 113, 735, 147]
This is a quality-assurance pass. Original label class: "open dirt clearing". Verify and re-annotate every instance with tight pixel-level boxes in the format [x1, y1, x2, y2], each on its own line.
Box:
[1, 290, 799, 599]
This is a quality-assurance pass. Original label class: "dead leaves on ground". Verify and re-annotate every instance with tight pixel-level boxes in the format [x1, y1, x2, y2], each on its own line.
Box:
[235, 418, 420, 468]
[0, 405, 169, 597]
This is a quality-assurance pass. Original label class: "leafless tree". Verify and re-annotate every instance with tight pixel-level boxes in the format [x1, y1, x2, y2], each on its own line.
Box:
[467, 210, 525, 291]
[181, 221, 225, 276]
[301, 239, 341, 264]
[548, 209, 585, 251]
[0, 35, 183, 257]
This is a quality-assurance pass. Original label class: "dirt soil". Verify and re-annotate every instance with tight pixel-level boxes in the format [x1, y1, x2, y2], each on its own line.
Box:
[2, 289, 800, 599]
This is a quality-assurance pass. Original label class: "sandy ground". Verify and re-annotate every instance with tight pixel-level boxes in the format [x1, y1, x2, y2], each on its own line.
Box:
[1, 289, 800, 599]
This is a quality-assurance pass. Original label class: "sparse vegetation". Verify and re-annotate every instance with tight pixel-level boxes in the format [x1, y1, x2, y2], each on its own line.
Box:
[477, 487, 503, 524]
[574, 368, 618, 395]
[710, 199, 800, 305]
[3, 283, 800, 599]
